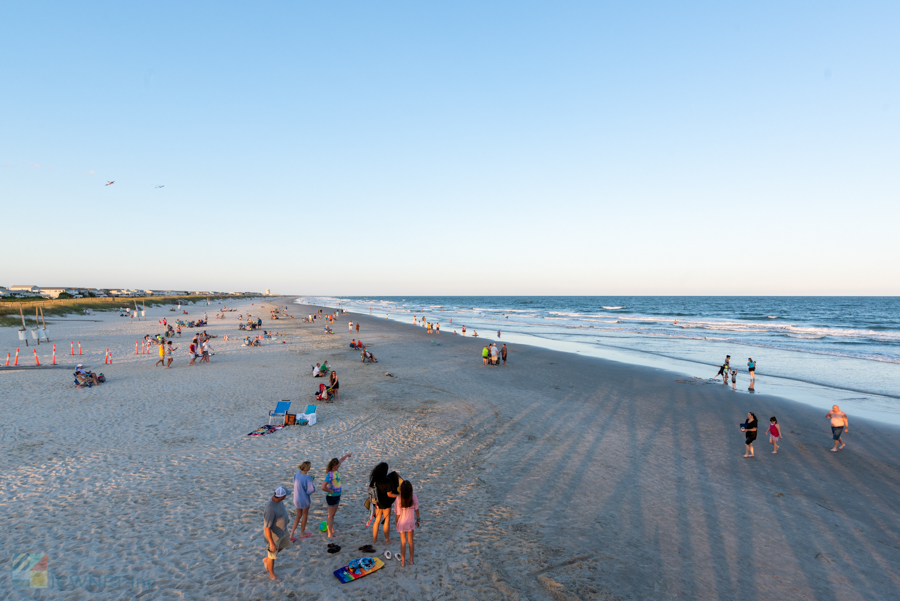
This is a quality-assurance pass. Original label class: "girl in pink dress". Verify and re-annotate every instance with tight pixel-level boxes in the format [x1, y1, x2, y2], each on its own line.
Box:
[393, 481, 420, 566]
[768, 417, 783, 454]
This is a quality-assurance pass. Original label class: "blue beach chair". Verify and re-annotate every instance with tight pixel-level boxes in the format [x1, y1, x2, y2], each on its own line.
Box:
[268, 400, 291, 425]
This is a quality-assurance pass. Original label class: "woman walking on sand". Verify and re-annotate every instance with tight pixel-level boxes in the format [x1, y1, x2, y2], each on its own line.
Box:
[741, 412, 758, 458]
[394, 480, 420, 566]
[768, 417, 782, 454]
[369, 463, 399, 545]
[290, 461, 315, 542]
[322, 453, 352, 538]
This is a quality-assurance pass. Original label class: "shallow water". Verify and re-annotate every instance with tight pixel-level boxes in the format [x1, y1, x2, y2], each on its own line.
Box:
[298, 296, 900, 425]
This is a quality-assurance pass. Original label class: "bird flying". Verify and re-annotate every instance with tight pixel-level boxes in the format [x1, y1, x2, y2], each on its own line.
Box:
[154, 185, 165, 189]
[105, 181, 115, 186]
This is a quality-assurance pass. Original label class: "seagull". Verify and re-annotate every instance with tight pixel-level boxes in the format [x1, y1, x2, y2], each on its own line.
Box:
[154, 185, 165, 189]
[105, 181, 115, 186]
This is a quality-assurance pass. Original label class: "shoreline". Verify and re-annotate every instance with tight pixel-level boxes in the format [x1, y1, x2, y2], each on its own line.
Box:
[3, 297, 899, 600]
[309, 300, 900, 427]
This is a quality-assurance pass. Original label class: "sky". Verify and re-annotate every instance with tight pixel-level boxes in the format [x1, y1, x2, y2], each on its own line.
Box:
[1, 1, 898, 295]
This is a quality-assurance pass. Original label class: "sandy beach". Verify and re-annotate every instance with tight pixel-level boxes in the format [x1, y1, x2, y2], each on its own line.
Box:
[2, 297, 899, 600]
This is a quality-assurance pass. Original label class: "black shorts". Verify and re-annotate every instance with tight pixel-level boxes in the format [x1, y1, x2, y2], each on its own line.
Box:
[745, 433, 757, 445]
[749, 368, 755, 372]
[326, 494, 341, 507]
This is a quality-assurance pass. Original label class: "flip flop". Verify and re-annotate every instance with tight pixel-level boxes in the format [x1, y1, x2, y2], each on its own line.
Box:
[300, 532, 312, 539]
[395, 553, 402, 562]
[384, 551, 392, 560]
[327, 545, 341, 554]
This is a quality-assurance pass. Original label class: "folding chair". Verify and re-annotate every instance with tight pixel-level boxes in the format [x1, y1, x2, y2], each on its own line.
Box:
[268, 400, 291, 425]
[299, 404, 317, 426]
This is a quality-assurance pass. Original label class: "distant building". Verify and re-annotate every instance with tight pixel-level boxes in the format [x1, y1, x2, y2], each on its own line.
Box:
[10, 285, 41, 295]
[265, 289, 271, 295]
[40, 287, 82, 299]
[0, 287, 12, 297]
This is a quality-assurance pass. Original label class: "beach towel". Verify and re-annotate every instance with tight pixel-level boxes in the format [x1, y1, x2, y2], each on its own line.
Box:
[247, 424, 284, 437]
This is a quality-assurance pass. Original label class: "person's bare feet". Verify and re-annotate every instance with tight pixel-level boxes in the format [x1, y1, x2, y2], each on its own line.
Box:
[400, 556, 405, 566]
[743, 454, 749, 458]
[300, 532, 311, 539]
[772, 451, 777, 454]
[830, 448, 838, 452]
[269, 575, 281, 582]
[840, 444, 846, 449]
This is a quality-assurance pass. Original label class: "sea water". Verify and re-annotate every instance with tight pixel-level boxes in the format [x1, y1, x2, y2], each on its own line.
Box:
[297, 296, 900, 425]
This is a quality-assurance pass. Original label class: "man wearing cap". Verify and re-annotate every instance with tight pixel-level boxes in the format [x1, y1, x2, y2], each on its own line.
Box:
[263, 487, 291, 581]
[75, 364, 100, 386]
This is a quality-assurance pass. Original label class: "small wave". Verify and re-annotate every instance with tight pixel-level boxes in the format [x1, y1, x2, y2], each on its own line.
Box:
[768, 316, 778, 319]
[602, 306, 626, 310]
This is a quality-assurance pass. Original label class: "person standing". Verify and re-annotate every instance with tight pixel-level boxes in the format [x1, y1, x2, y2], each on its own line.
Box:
[322, 453, 352, 538]
[262, 487, 291, 582]
[349, 321, 353, 333]
[462, 325, 466, 336]
[155, 340, 166, 367]
[748, 358, 756, 384]
[289, 462, 315, 542]
[826, 405, 849, 451]
[393, 480, 420, 566]
[482, 345, 489, 365]
[188, 340, 197, 366]
[768, 417, 782, 454]
[501, 344, 508, 365]
[369, 462, 399, 545]
[166, 341, 177, 368]
[201, 339, 211, 364]
[741, 412, 758, 458]
[356, 322, 360, 334]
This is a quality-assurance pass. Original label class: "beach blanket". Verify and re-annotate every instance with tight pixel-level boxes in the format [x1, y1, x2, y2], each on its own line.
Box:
[247, 425, 283, 437]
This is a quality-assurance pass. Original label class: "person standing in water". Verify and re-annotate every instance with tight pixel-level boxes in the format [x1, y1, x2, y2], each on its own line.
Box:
[826, 406, 849, 452]
[748, 358, 756, 384]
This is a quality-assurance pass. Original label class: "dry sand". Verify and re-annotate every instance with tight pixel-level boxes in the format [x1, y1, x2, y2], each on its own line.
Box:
[2, 298, 899, 600]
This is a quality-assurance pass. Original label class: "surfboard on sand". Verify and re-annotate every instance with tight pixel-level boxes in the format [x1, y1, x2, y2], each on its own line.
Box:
[333, 557, 385, 583]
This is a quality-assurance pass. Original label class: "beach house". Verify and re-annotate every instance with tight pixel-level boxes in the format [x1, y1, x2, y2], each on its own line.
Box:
[10, 285, 41, 297]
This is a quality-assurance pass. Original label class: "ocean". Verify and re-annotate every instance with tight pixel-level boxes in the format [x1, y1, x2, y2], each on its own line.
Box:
[296, 296, 900, 425]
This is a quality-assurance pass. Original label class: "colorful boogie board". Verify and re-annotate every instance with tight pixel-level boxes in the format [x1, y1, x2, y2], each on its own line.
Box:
[333, 557, 385, 583]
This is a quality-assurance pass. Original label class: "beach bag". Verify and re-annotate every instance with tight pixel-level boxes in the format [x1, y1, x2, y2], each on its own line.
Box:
[98, 374, 106, 383]
[364, 486, 377, 511]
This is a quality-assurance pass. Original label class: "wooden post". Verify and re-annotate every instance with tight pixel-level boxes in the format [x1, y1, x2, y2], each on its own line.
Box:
[20, 306, 28, 346]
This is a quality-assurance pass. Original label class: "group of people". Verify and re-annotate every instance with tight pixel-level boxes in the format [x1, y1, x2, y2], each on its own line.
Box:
[716, 354, 852, 456]
[481, 343, 508, 365]
[263, 455, 422, 581]
[714, 355, 757, 390]
[413, 316, 440, 334]
[740, 406, 849, 457]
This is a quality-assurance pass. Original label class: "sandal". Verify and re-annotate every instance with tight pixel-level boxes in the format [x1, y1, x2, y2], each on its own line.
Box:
[384, 551, 392, 560]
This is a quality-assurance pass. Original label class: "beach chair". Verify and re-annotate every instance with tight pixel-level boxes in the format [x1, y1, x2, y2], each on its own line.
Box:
[299, 404, 317, 426]
[268, 400, 291, 425]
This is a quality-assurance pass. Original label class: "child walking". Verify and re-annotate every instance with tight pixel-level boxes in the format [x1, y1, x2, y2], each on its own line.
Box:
[165, 341, 177, 368]
[322, 453, 352, 538]
[290, 461, 315, 541]
[769, 417, 783, 454]
[393, 480, 420, 566]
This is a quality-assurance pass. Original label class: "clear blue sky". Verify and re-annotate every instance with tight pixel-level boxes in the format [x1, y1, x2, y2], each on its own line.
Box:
[2, 2, 898, 295]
